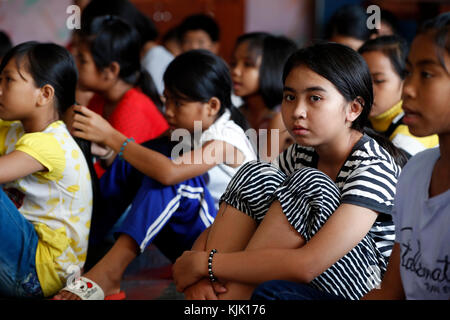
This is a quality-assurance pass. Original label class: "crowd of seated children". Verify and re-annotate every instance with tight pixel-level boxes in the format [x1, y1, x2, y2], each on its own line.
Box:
[53, 49, 256, 300]
[0, 0, 448, 301]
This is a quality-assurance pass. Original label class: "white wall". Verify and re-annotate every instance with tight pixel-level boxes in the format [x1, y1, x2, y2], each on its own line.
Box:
[244, 0, 313, 45]
[0, 0, 72, 46]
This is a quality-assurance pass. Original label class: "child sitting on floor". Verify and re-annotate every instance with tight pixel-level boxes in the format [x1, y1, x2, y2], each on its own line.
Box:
[53, 49, 256, 300]
[0, 42, 94, 298]
[172, 42, 406, 300]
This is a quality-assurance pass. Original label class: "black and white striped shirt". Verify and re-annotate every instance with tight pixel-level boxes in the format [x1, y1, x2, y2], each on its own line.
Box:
[274, 134, 401, 299]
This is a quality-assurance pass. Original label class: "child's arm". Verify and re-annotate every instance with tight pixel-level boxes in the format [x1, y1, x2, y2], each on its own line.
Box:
[173, 203, 380, 291]
[191, 227, 211, 251]
[182, 227, 228, 299]
[72, 105, 245, 185]
[362, 242, 405, 300]
[0, 150, 45, 184]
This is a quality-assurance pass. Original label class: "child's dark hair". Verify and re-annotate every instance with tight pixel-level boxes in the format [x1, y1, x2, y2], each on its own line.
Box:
[162, 26, 181, 45]
[235, 32, 298, 110]
[163, 49, 249, 131]
[417, 12, 450, 72]
[0, 41, 102, 223]
[80, 0, 157, 43]
[178, 14, 220, 42]
[358, 35, 409, 79]
[79, 15, 163, 110]
[379, 9, 401, 36]
[0, 31, 12, 60]
[0, 41, 77, 116]
[283, 42, 408, 167]
[135, 12, 159, 43]
[325, 4, 375, 41]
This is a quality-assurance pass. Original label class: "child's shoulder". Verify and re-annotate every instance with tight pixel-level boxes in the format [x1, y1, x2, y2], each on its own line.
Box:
[353, 134, 395, 162]
[399, 148, 440, 180]
[345, 134, 402, 178]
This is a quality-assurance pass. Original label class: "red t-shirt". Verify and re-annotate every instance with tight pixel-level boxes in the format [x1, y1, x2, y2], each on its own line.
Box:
[88, 88, 168, 177]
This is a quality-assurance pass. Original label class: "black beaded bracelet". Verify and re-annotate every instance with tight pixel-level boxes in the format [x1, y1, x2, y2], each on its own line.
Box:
[208, 249, 218, 282]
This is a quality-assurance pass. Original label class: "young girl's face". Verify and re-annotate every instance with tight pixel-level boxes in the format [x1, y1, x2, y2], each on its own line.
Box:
[281, 64, 353, 147]
[402, 32, 450, 137]
[362, 51, 403, 117]
[0, 57, 40, 121]
[163, 90, 214, 133]
[230, 41, 260, 97]
[75, 42, 107, 92]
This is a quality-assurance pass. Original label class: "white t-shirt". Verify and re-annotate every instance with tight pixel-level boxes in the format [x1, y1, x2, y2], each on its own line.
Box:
[391, 147, 450, 300]
[200, 110, 257, 209]
[141, 45, 174, 96]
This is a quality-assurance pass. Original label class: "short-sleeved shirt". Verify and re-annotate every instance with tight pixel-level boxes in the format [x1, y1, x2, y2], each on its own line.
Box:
[274, 134, 401, 257]
[88, 88, 169, 176]
[0, 120, 93, 297]
[391, 148, 450, 300]
[141, 45, 174, 96]
[199, 110, 257, 209]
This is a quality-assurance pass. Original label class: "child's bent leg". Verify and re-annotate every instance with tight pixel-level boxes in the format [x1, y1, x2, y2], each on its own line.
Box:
[219, 167, 342, 300]
[205, 161, 287, 253]
[217, 201, 306, 300]
[56, 174, 215, 300]
[0, 189, 43, 298]
[186, 161, 287, 299]
[119, 174, 217, 262]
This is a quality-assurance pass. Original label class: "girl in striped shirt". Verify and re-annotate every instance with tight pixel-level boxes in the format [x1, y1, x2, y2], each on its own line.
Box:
[172, 42, 406, 300]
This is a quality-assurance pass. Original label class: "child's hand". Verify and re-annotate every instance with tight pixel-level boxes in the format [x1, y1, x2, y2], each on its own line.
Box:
[183, 278, 227, 300]
[172, 250, 208, 292]
[91, 142, 114, 159]
[71, 105, 114, 145]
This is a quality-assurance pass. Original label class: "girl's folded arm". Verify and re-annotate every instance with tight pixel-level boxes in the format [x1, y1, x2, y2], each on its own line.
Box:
[0, 150, 45, 184]
[177, 203, 379, 289]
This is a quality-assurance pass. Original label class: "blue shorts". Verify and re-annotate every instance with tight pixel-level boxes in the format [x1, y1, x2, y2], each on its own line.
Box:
[93, 136, 217, 262]
[116, 174, 216, 262]
[0, 188, 43, 298]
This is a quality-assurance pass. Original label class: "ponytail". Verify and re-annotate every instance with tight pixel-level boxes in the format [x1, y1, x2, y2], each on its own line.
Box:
[363, 127, 409, 167]
[136, 68, 163, 111]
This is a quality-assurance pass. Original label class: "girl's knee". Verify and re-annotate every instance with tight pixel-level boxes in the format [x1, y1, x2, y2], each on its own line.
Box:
[282, 167, 339, 197]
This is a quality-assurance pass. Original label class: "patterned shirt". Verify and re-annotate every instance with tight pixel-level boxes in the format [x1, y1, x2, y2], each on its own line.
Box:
[0, 120, 93, 297]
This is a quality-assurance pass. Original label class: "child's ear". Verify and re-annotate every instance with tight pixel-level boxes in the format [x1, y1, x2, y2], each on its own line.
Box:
[206, 97, 221, 117]
[103, 61, 120, 82]
[346, 97, 364, 123]
[36, 84, 55, 107]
